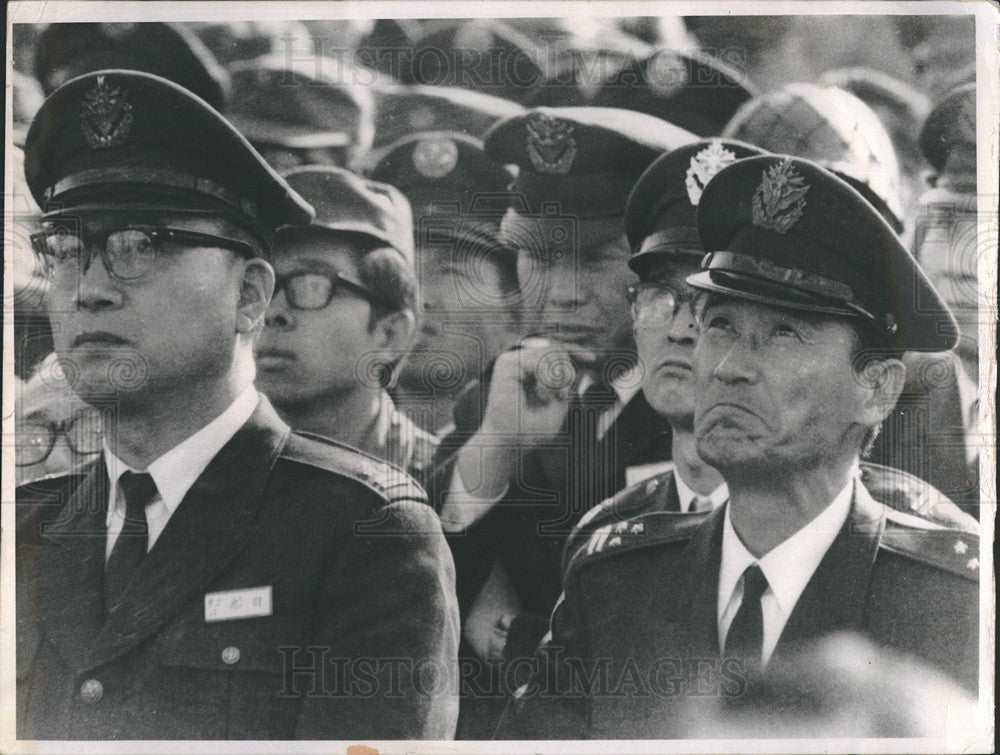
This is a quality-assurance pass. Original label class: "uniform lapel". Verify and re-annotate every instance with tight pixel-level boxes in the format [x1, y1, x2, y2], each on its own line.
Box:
[677, 505, 726, 656]
[87, 397, 291, 671]
[36, 460, 110, 673]
[771, 483, 885, 661]
[662, 472, 681, 513]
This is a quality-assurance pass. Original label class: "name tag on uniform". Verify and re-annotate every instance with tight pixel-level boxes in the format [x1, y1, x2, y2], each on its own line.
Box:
[205, 586, 273, 622]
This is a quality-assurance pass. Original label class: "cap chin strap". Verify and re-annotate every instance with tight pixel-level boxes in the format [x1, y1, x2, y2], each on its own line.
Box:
[701, 251, 897, 336]
[636, 227, 703, 259]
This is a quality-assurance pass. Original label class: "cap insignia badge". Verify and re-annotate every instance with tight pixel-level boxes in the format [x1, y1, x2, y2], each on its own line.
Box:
[81, 75, 133, 150]
[752, 159, 809, 234]
[526, 112, 576, 175]
[686, 141, 738, 205]
[413, 136, 459, 179]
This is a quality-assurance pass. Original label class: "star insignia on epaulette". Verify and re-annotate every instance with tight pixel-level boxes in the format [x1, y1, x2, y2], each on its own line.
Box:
[645, 478, 660, 495]
[686, 142, 738, 205]
[751, 159, 809, 234]
[954, 539, 969, 555]
[80, 75, 133, 150]
[967, 558, 979, 571]
[412, 136, 459, 178]
[526, 112, 576, 175]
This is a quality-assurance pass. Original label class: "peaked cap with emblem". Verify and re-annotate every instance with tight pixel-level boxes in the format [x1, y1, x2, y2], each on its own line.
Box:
[688, 155, 958, 352]
[367, 131, 515, 215]
[723, 83, 905, 233]
[34, 23, 230, 112]
[23, 70, 313, 241]
[280, 166, 415, 267]
[369, 84, 525, 151]
[227, 54, 375, 158]
[919, 82, 976, 199]
[530, 49, 757, 137]
[485, 107, 697, 218]
[624, 139, 768, 274]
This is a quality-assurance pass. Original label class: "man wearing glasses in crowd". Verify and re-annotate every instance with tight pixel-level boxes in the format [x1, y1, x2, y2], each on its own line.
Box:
[16, 71, 458, 740]
[254, 165, 438, 479]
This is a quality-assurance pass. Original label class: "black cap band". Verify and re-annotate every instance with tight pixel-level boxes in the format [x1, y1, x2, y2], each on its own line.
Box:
[637, 227, 703, 258]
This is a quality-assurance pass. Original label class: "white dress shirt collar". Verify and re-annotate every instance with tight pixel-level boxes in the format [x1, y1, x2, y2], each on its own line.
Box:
[717, 473, 856, 664]
[673, 469, 729, 513]
[104, 385, 260, 516]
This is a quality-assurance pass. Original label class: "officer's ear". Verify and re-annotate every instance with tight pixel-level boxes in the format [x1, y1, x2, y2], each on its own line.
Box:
[236, 258, 276, 336]
[856, 355, 906, 426]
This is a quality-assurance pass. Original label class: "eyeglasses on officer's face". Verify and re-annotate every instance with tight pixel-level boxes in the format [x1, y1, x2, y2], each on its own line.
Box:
[31, 224, 254, 282]
[627, 281, 698, 323]
[272, 270, 376, 311]
[16, 413, 104, 467]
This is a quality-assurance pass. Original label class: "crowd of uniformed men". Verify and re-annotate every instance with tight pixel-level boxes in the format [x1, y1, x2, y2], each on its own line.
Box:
[11, 16, 983, 741]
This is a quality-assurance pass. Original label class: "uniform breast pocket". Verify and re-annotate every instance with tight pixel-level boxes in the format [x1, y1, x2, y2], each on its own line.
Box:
[153, 618, 309, 739]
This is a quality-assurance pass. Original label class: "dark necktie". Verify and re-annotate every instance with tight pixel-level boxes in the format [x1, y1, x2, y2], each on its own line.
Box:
[724, 564, 769, 672]
[105, 471, 157, 611]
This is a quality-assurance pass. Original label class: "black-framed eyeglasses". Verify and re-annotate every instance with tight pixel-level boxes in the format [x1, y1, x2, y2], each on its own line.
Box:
[273, 270, 375, 311]
[16, 414, 104, 467]
[627, 281, 697, 322]
[31, 225, 255, 282]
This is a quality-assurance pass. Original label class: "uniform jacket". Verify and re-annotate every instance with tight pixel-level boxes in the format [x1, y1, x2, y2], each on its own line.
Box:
[426, 375, 672, 660]
[502, 483, 979, 740]
[563, 461, 978, 574]
[16, 397, 460, 740]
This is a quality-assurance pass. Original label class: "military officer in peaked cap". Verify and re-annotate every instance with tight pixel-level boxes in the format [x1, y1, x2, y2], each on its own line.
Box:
[502, 156, 978, 739]
[565, 140, 769, 546]
[33, 22, 230, 111]
[427, 107, 696, 686]
[721, 82, 980, 508]
[227, 54, 376, 172]
[368, 130, 521, 435]
[16, 70, 459, 740]
[568, 139, 975, 559]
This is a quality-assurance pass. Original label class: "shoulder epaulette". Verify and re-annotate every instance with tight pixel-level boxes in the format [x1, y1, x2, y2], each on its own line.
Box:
[860, 461, 968, 525]
[282, 431, 427, 504]
[562, 467, 676, 573]
[879, 509, 980, 580]
[566, 509, 709, 576]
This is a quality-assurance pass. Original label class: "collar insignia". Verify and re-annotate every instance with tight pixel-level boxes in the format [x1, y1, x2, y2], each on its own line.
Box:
[526, 112, 576, 175]
[752, 158, 810, 234]
[686, 141, 738, 205]
[412, 136, 459, 178]
[81, 75, 134, 150]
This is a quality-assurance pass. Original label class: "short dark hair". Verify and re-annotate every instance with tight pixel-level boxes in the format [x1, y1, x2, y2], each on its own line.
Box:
[341, 232, 420, 381]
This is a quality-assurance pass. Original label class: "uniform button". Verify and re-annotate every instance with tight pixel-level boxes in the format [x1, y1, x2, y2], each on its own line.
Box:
[221, 646, 240, 665]
[80, 678, 103, 702]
